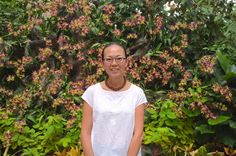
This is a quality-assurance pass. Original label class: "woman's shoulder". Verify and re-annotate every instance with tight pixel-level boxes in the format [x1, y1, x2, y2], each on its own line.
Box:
[130, 83, 145, 92]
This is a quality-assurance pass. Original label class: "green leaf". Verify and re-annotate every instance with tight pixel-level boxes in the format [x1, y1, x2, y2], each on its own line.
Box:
[219, 132, 236, 147]
[26, 115, 36, 123]
[230, 65, 236, 73]
[194, 146, 208, 156]
[201, 97, 208, 103]
[195, 124, 215, 134]
[208, 115, 231, 125]
[90, 27, 99, 34]
[44, 126, 55, 139]
[226, 22, 236, 33]
[224, 72, 236, 80]
[91, 43, 101, 48]
[166, 112, 176, 119]
[229, 120, 236, 129]
[58, 138, 71, 147]
[201, 5, 214, 15]
[180, 0, 188, 4]
[73, 96, 81, 103]
[146, 108, 157, 115]
[196, 87, 202, 93]
[182, 107, 200, 117]
[224, 65, 236, 80]
[118, 3, 126, 9]
[216, 51, 232, 73]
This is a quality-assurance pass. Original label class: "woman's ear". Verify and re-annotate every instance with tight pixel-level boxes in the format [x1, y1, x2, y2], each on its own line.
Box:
[124, 57, 130, 71]
[126, 56, 132, 65]
[125, 58, 129, 67]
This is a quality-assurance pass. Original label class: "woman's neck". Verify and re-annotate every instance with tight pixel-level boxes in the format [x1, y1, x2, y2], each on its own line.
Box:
[106, 76, 126, 91]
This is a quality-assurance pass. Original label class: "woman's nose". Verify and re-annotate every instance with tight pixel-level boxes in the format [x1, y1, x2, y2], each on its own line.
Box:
[110, 59, 118, 65]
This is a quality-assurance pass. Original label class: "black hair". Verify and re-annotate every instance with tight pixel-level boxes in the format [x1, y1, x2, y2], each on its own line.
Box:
[102, 42, 127, 60]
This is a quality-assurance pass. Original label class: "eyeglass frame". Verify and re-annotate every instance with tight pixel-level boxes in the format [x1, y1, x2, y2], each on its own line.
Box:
[103, 56, 127, 63]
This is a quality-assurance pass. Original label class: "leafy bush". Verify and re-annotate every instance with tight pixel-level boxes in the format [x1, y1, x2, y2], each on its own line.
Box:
[144, 99, 195, 154]
[0, 0, 236, 155]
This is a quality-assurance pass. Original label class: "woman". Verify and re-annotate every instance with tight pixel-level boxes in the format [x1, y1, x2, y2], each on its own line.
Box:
[80, 42, 147, 156]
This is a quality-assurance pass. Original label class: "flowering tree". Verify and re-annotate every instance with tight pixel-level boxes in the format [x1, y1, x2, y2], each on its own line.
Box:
[0, 0, 236, 155]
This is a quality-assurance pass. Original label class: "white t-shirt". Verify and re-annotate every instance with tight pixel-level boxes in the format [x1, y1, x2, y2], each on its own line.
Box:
[82, 83, 147, 156]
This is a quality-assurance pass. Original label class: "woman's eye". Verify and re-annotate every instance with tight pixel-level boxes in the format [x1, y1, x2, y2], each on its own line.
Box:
[106, 58, 112, 62]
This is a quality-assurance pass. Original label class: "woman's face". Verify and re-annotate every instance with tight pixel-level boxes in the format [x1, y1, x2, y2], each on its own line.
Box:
[102, 45, 127, 78]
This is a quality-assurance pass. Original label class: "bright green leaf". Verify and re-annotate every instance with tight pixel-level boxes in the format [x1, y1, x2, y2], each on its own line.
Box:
[208, 115, 231, 125]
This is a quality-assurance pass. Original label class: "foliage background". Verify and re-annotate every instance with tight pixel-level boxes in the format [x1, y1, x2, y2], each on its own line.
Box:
[0, 0, 236, 155]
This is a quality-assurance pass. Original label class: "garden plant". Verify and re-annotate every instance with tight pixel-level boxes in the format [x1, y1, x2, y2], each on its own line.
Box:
[0, 0, 236, 155]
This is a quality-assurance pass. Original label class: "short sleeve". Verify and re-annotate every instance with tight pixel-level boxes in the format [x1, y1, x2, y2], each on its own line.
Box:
[136, 89, 148, 107]
[81, 86, 94, 108]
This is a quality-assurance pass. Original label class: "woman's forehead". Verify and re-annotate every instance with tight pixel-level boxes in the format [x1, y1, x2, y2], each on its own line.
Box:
[104, 45, 125, 56]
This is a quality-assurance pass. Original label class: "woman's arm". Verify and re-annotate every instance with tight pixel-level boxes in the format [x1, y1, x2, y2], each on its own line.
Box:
[80, 102, 94, 156]
[127, 104, 145, 156]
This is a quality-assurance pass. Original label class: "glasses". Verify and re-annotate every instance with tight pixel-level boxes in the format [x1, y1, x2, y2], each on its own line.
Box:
[103, 57, 126, 63]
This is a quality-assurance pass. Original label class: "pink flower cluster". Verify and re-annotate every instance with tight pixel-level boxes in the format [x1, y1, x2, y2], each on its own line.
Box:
[212, 102, 228, 111]
[3, 131, 13, 147]
[70, 16, 90, 36]
[102, 4, 116, 15]
[47, 78, 64, 96]
[0, 52, 6, 67]
[189, 102, 216, 119]
[66, 117, 77, 129]
[168, 91, 190, 102]
[38, 47, 53, 61]
[52, 98, 80, 113]
[170, 21, 203, 31]
[127, 33, 138, 39]
[78, 0, 92, 15]
[197, 55, 216, 74]
[151, 16, 163, 34]
[123, 12, 145, 27]
[170, 46, 185, 58]
[0, 87, 13, 97]
[212, 83, 233, 102]
[191, 78, 202, 88]
[102, 14, 113, 26]
[127, 50, 186, 86]
[112, 28, 122, 37]
[9, 94, 30, 113]
[32, 63, 50, 84]
[68, 81, 84, 96]
[14, 120, 27, 133]
[178, 71, 192, 90]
